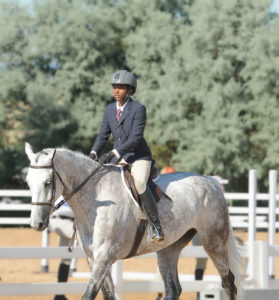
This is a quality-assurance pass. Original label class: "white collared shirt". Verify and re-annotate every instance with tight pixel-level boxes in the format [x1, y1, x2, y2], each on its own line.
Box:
[116, 97, 130, 112]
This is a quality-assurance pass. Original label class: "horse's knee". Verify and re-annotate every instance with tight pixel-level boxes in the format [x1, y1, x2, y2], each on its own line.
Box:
[221, 269, 237, 297]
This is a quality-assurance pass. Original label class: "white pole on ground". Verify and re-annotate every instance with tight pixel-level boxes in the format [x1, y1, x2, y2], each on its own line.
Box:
[268, 170, 277, 279]
[41, 229, 49, 272]
[111, 261, 123, 300]
[247, 169, 257, 279]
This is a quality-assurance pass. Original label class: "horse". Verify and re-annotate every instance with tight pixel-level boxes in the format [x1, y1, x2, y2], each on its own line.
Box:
[25, 143, 242, 300]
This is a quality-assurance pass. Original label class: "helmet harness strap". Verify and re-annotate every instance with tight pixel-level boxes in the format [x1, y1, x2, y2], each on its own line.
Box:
[124, 85, 132, 103]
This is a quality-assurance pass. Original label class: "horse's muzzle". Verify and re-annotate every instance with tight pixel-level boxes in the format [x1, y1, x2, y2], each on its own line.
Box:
[30, 216, 49, 231]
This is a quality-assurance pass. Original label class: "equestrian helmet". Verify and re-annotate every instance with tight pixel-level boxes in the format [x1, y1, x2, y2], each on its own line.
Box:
[111, 70, 137, 92]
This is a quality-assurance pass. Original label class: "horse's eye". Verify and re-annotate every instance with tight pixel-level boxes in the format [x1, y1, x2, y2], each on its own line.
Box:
[44, 181, 51, 186]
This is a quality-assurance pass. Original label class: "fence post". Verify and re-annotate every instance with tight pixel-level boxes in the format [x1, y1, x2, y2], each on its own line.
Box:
[268, 170, 277, 279]
[253, 241, 269, 288]
[41, 229, 49, 272]
[111, 261, 123, 300]
[247, 169, 257, 279]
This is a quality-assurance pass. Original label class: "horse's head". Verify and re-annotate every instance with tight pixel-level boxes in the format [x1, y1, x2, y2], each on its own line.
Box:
[25, 142, 63, 231]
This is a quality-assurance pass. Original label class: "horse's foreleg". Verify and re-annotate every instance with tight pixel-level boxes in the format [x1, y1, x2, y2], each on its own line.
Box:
[101, 271, 115, 300]
[82, 255, 114, 300]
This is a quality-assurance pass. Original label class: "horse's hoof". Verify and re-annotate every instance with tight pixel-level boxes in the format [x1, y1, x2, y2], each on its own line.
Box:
[54, 296, 68, 300]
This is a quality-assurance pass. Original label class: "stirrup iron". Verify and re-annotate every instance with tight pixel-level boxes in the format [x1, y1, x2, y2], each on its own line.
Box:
[150, 222, 164, 243]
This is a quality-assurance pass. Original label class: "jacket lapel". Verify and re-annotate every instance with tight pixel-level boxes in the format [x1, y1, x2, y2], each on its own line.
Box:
[111, 102, 118, 127]
[117, 99, 133, 128]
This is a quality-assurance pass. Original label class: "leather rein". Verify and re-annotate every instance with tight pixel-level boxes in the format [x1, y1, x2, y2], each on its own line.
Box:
[29, 149, 102, 215]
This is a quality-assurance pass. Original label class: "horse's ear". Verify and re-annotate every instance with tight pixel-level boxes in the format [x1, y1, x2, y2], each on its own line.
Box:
[25, 142, 35, 162]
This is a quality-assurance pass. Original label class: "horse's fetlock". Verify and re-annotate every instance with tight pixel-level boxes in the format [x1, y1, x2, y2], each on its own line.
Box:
[221, 269, 237, 298]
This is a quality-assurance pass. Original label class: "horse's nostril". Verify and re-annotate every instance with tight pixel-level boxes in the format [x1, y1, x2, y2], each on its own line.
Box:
[38, 222, 44, 229]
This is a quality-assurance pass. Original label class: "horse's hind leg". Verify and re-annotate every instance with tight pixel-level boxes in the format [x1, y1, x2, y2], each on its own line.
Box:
[221, 269, 237, 300]
[199, 228, 238, 300]
[157, 228, 197, 300]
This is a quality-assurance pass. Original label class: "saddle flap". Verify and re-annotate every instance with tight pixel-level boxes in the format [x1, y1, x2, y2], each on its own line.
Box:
[121, 164, 163, 205]
[123, 168, 141, 204]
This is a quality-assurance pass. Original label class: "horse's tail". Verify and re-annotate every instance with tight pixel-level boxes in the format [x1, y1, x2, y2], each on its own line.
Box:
[228, 222, 243, 299]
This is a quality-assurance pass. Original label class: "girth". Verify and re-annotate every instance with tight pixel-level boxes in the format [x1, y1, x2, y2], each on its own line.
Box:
[124, 219, 148, 259]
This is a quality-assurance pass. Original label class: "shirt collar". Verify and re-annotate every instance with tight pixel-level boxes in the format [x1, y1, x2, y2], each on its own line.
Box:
[116, 97, 130, 111]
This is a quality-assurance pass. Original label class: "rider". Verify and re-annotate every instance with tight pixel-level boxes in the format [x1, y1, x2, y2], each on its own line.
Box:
[89, 70, 164, 243]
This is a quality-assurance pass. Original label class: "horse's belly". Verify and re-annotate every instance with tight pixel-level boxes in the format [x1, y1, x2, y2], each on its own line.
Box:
[134, 185, 198, 255]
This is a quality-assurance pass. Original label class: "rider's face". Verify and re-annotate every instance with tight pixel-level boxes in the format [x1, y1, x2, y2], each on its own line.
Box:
[112, 84, 129, 106]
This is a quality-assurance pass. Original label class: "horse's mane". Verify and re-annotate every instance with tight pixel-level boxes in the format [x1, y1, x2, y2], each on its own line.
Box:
[39, 147, 94, 169]
[57, 147, 91, 160]
[40, 147, 119, 173]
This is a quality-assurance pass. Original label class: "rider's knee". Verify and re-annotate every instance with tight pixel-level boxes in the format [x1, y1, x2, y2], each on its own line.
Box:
[135, 179, 146, 194]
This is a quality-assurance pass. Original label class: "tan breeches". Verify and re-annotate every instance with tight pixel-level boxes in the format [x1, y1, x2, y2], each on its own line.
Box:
[130, 160, 151, 194]
[120, 159, 151, 194]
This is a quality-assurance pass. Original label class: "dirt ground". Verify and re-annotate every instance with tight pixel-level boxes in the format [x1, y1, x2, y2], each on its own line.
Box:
[0, 228, 278, 300]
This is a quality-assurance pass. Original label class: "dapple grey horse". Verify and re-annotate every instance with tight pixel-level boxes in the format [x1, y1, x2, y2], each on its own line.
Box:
[25, 143, 242, 300]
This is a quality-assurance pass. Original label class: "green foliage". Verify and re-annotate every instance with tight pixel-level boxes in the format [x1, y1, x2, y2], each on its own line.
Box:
[150, 141, 178, 171]
[0, 0, 278, 192]
[172, 0, 279, 191]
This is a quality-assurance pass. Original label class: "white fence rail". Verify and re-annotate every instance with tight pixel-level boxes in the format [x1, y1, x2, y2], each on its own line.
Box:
[0, 245, 246, 296]
[0, 243, 279, 299]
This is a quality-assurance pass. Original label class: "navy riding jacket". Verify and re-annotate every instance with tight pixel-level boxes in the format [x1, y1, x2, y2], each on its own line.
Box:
[91, 98, 152, 164]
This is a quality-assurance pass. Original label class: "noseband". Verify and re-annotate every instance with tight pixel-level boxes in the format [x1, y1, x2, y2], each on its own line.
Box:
[29, 149, 102, 214]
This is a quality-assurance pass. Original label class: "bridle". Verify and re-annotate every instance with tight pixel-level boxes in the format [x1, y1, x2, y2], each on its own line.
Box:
[29, 149, 102, 215]
[29, 149, 59, 210]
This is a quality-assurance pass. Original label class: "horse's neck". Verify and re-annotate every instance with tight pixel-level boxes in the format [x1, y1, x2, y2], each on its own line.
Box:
[54, 150, 102, 233]
[55, 150, 99, 196]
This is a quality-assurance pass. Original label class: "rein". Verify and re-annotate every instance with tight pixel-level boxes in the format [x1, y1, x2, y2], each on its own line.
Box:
[29, 149, 103, 214]
[51, 163, 102, 214]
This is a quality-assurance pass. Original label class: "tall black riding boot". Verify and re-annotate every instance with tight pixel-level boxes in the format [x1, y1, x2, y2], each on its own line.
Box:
[139, 186, 164, 243]
[54, 262, 70, 300]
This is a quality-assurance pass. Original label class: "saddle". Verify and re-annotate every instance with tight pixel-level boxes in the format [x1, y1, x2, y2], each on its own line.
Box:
[121, 162, 163, 206]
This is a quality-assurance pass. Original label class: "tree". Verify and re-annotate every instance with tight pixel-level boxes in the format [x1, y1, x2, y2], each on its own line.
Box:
[171, 0, 278, 191]
[0, 0, 278, 191]
[0, 0, 125, 187]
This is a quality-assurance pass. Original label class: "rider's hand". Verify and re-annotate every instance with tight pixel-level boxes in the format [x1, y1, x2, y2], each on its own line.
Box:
[98, 151, 115, 165]
[89, 152, 98, 161]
